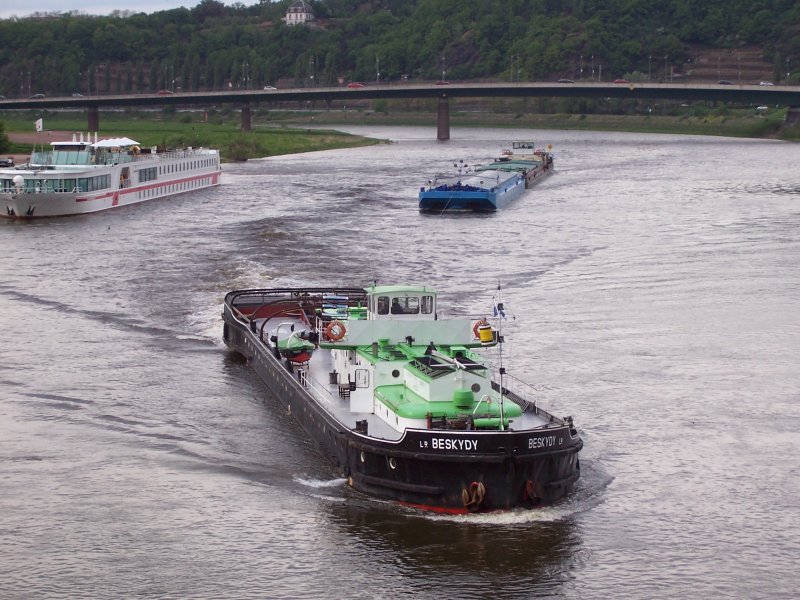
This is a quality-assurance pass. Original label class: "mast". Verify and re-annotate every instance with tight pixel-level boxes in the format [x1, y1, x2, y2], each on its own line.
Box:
[496, 283, 505, 431]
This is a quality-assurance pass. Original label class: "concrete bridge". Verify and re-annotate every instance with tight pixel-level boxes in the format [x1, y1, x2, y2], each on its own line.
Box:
[2, 82, 799, 140]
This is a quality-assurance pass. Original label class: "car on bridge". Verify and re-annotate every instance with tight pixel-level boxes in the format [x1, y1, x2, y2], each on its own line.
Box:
[347, 82, 365, 88]
[718, 80, 733, 85]
[263, 86, 277, 90]
[557, 78, 574, 83]
[613, 79, 630, 84]
[157, 89, 174, 95]
[29, 93, 45, 99]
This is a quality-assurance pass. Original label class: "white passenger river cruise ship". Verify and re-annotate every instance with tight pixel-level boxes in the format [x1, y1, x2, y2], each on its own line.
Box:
[1, 133, 221, 218]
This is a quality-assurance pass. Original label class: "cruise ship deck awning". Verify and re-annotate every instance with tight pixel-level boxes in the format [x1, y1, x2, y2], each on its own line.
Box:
[91, 137, 140, 148]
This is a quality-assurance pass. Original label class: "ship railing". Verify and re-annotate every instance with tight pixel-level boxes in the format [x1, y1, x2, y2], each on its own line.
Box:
[29, 150, 139, 167]
[149, 147, 216, 161]
[6, 181, 91, 194]
[297, 369, 335, 409]
[491, 371, 565, 425]
[492, 370, 542, 410]
[95, 153, 137, 165]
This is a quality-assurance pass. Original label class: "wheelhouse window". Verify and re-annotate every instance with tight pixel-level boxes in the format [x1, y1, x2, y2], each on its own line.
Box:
[421, 295, 434, 314]
[391, 296, 419, 314]
[377, 296, 390, 315]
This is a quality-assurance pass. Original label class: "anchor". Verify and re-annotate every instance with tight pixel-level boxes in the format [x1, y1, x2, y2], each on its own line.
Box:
[25, 205, 36, 216]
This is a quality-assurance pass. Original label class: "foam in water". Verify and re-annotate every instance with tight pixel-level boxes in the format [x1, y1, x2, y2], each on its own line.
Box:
[294, 476, 348, 489]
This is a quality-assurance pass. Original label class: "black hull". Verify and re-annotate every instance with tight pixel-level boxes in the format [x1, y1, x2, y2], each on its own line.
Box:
[223, 307, 582, 513]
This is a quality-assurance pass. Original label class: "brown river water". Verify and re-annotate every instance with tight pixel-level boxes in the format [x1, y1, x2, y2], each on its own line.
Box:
[1, 126, 799, 599]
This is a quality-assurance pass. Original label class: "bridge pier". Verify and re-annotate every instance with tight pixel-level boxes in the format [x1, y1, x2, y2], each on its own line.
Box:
[241, 103, 252, 131]
[437, 95, 450, 141]
[87, 106, 99, 132]
[786, 106, 800, 124]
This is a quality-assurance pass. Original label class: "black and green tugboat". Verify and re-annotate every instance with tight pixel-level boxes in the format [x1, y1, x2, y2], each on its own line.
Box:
[223, 284, 582, 513]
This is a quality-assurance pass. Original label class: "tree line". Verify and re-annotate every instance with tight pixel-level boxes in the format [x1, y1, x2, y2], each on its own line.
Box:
[0, 0, 798, 98]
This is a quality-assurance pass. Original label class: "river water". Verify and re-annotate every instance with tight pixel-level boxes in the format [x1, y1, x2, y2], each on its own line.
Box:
[1, 126, 799, 599]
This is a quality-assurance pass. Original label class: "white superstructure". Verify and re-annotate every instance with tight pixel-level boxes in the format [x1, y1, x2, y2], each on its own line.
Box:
[1, 133, 221, 218]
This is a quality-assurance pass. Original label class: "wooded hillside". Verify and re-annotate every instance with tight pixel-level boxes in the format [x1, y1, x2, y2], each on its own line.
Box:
[1, 0, 798, 97]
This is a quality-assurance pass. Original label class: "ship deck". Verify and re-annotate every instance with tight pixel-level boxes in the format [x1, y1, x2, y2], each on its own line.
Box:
[478, 159, 540, 172]
[254, 316, 554, 442]
[429, 168, 521, 192]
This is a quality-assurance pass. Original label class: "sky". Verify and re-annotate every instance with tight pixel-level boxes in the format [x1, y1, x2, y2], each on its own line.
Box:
[0, 1, 261, 19]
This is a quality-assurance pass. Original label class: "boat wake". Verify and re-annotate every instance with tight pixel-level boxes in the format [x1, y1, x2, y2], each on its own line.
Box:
[293, 476, 349, 503]
[0, 285, 210, 349]
[294, 476, 348, 489]
[185, 302, 227, 347]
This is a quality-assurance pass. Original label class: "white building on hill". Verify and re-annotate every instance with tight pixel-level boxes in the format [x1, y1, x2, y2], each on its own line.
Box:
[283, 0, 314, 26]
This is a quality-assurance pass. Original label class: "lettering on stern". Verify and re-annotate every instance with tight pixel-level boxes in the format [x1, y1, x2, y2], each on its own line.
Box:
[420, 438, 478, 451]
[528, 435, 559, 450]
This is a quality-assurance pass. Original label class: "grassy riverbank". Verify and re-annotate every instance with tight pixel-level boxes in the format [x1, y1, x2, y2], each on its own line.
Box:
[273, 105, 800, 141]
[0, 110, 382, 161]
[3, 103, 798, 163]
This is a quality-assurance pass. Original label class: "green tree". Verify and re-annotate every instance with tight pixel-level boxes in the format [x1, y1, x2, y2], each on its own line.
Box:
[0, 121, 10, 153]
[0, 0, 797, 97]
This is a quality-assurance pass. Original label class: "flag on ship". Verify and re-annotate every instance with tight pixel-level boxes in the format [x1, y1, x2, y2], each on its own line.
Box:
[35, 118, 43, 132]
[491, 284, 513, 320]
